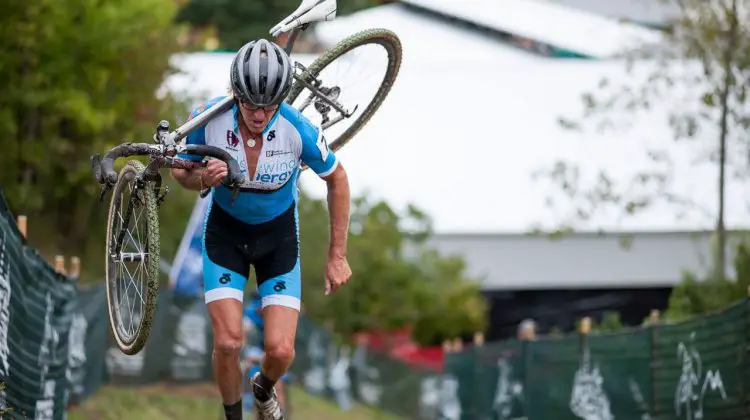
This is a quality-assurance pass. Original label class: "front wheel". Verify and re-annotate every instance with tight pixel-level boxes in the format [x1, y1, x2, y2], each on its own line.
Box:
[287, 28, 402, 166]
[104, 160, 161, 355]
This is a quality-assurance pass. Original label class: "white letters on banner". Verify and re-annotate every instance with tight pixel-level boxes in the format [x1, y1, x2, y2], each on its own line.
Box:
[0, 232, 10, 411]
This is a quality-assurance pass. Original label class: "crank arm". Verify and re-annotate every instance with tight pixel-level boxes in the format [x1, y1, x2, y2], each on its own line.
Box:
[322, 104, 359, 130]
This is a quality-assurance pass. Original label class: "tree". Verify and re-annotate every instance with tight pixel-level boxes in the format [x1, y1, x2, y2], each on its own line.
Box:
[0, 0, 196, 280]
[175, 0, 381, 50]
[589, 311, 625, 333]
[665, 239, 750, 321]
[539, 0, 750, 279]
[296, 189, 488, 346]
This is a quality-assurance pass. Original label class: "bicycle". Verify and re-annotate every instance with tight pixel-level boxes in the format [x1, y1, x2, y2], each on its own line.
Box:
[91, 0, 403, 356]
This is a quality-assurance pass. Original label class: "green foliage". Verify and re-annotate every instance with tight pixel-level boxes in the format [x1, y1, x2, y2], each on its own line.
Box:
[590, 311, 625, 333]
[664, 240, 750, 322]
[296, 188, 487, 346]
[0, 0, 196, 281]
[175, 0, 381, 50]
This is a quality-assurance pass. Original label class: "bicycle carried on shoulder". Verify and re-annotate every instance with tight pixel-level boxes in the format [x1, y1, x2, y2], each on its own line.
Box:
[91, 0, 402, 355]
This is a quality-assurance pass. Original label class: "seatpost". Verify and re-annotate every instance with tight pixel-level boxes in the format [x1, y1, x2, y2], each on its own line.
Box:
[284, 28, 301, 55]
[283, 24, 309, 55]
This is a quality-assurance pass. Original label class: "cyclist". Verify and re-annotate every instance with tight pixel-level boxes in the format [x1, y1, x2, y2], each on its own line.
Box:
[170, 38, 352, 420]
[242, 291, 290, 415]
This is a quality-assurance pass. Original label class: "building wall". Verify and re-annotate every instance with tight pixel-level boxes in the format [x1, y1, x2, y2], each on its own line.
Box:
[425, 231, 737, 291]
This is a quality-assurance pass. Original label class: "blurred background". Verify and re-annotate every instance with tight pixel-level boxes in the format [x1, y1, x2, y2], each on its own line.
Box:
[1, 0, 750, 418]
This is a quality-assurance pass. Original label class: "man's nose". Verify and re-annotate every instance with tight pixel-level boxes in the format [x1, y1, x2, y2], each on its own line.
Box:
[253, 109, 266, 119]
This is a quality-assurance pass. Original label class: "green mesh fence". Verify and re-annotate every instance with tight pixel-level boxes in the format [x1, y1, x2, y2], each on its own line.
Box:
[440, 300, 750, 420]
[0, 191, 81, 420]
[651, 301, 749, 420]
[290, 315, 432, 419]
[586, 329, 651, 419]
[525, 334, 581, 419]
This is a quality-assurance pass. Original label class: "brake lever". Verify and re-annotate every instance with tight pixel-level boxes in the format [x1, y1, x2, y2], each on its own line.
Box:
[99, 183, 112, 203]
[91, 154, 104, 184]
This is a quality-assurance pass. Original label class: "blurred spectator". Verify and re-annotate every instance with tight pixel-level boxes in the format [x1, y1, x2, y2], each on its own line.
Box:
[517, 319, 537, 341]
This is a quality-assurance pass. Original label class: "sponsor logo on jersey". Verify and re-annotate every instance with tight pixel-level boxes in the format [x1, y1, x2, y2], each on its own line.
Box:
[267, 130, 276, 141]
[226, 130, 240, 150]
[253, 159, 297, 185]
[266, 150, 293, 157]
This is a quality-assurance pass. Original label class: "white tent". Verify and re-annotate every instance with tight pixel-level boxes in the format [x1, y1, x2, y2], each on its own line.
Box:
[400, 0, 664, 58]
[162, 3, 750, 234]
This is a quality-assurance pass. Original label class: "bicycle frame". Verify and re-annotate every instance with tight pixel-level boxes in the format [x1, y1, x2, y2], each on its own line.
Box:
[95, 22, 354, 208]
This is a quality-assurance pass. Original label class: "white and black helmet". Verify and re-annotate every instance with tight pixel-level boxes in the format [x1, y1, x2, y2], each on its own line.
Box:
[230, 39, 293, 107]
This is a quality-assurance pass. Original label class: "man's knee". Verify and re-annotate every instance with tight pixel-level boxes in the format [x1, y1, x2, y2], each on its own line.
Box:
[214, 332, 243, 359]
[265, 340, 295, 366]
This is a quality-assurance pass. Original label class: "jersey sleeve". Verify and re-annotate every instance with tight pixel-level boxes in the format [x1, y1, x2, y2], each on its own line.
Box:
[299, 123, 338, 177]
[177, 97, 225, 162]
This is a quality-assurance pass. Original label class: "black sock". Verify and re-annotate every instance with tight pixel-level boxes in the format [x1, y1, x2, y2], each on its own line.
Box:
[253, 373, 277, 402]
[223, 399, 242, 420]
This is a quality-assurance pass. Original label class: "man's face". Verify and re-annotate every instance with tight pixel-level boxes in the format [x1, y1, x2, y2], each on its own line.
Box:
[238, 100, 278, 134]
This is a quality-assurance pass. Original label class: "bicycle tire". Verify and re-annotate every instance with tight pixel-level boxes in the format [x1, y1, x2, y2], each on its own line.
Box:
[286, 28, 402, 163]
[104, 160, 161, 355]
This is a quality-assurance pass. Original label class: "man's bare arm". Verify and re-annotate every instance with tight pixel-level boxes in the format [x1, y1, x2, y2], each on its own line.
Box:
[323, 164, 350, 258]
[170, 168, 205, 191]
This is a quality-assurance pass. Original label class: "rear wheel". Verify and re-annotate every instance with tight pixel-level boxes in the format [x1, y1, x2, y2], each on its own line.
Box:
[287, 28, 402, 167]
[104, 160, 161, 355]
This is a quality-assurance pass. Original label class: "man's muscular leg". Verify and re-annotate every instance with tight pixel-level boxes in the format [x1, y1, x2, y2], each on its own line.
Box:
[252, 305, 299, 402]
[208, 298, 245, 419]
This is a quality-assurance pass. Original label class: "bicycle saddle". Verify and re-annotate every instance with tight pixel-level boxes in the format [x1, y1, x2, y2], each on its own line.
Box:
[270, 0, 337, 37]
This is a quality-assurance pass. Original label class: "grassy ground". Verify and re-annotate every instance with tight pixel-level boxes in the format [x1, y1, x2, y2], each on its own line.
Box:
[68, 383, 404, 420]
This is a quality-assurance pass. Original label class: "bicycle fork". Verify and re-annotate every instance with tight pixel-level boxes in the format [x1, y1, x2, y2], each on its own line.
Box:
[111, 181, 145, 263]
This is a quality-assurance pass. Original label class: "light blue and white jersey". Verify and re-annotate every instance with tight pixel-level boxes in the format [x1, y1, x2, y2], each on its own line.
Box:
[178, 96, 338, 224]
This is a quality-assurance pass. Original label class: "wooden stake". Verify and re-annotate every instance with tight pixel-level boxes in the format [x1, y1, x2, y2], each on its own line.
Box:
[54, 255, 66, 275]
[579, 317, 592, 335]
[70, 256, 81, 278]
[649, 309, 660, 325]
[16, 215, 27, 239]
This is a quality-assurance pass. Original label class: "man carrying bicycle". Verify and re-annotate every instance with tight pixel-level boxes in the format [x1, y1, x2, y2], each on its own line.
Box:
[170, 38, 352, 420]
